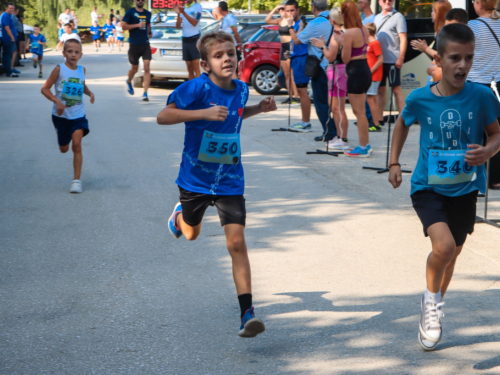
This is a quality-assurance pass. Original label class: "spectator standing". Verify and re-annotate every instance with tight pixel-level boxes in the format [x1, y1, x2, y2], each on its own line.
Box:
[358, 0, 375, 25]
[285, 0, 312, 132]
[115, 10, 122, 22]
[13, 7, 24, 66]
[288, 0, 336, 142]
[219, 2, 242, 65]
[311, 7, 350, 147]
[9, 5, 19, 74]
[58, 8, 72, 27]
[265, 3, 299, 105]
[340, 1, 373, 158]
[70, 10, 78, 29]
[365, 22, 383, 131]
[91, 7, 104, 25]
[110, 9, 115, 22]
[1, 2, 18, 77]
[122, 0, 152, 101]
[174, 0, 202, 81]
[374, 0, 407, 123]
[469, 0, 500, 190]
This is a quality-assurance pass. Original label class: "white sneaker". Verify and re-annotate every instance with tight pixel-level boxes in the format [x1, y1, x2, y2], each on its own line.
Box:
[70, 179, 83, 194]
[418, 295, 445, 351]
[328, 138, 349, 150]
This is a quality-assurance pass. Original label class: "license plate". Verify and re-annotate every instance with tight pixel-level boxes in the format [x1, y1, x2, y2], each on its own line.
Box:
[162, 49, 182, 56]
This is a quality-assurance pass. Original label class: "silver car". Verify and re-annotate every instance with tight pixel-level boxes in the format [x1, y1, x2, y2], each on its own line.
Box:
[133, 18, 220, 87]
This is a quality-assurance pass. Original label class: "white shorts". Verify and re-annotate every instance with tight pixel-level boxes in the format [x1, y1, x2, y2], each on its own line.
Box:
[367, 80, 380, 96]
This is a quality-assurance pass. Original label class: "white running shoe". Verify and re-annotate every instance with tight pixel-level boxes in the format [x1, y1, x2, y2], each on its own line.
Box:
[70, 179, 83, 194]
[418, 295, 445, 351]
[328, 138, 349, 150]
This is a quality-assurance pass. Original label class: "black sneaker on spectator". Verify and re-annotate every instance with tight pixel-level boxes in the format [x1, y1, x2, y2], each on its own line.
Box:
[369, 125, 382, 132]
[281, 97, 292, 105]
[9, 73, 19, 77]
[292, 98, 300, 105]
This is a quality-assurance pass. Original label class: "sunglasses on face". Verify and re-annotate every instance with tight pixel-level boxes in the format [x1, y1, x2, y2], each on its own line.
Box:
[382, 0, 394, 3]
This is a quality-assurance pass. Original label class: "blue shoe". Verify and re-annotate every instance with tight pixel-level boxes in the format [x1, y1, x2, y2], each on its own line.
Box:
[12, 69, 21, 74]
[142, 92, 149, 102]
[238, 306, 265, 338]
[126, 80, 134, 95]
[346, 145, 373, 158]
[168, 202, 183, 239]
[33, 60, 37, 69]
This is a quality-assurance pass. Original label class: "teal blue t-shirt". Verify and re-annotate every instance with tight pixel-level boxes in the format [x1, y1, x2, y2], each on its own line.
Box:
[402, 82, 500, 197]
[90, 26, 101, 40]
[29, 33, 46, 56]
[167, 74, 249, 195]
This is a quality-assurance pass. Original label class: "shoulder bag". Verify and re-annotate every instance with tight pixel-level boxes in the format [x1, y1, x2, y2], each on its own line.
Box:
[305, 17, 334, 78]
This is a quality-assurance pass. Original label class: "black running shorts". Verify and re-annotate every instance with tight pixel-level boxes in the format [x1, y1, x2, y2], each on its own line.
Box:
[182, 34, 201, 61]
[178, 186, 246, 227]
[411, 190, 478, 246]
[379, 63, 401, 87]
[128, 43, 152, 65]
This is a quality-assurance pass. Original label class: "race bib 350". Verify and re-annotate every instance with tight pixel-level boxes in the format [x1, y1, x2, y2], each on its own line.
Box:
[198, 130, 241, 165]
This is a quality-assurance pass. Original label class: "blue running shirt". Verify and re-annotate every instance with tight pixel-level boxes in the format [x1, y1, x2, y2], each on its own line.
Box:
[90, 25, 101, 40]
[102, 23, 115, 38]
[167, 73, 249, 195]
[402, 82, 500, 197]
[29, 33, 46, 56]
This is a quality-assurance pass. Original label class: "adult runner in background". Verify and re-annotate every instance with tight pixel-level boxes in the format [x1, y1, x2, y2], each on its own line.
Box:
[122, 0, 152, 101]
[174, 0, 202, 80]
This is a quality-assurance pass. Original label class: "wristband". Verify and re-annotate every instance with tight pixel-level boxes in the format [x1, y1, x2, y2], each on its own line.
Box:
[388, 163, 401, 168]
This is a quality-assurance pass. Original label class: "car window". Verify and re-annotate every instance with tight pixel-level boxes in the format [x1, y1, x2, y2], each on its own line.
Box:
[239, 24, 263, 43]
[202, 20, 221, 34]
[253, 29, 279, 43]
[151, 20, 216, 39]
[399, 0, 433, 19]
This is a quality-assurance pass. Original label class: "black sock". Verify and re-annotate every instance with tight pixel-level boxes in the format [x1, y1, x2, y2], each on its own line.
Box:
[342, 138, 348, 142]
[238, 293, 252, 318]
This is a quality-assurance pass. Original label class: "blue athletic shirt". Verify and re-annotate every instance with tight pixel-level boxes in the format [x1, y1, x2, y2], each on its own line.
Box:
[402, 82, 500, 197]
[102, 23, 115, 37]
[167, 73, 249, 195]
[1, 12, 15, 42]
[29, 33, 46, 56]
[122, 8, 151, 45]
[291, 18, 308, 58]
[90, 25, 101, 40]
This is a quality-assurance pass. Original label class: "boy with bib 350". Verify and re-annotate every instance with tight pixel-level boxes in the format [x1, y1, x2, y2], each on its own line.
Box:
[41, 39, 95, 194]
[157, 31, 277, 338]
[389, 24, 500, 351]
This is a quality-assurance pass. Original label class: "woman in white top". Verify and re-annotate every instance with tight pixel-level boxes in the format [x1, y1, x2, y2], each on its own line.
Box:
[469, 0, 500, 189]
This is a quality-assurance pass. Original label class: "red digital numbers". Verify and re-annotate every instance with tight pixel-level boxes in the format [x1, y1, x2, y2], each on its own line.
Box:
[151, 0, 188, 8]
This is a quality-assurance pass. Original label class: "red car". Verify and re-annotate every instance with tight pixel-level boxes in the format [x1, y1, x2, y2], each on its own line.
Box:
[238, 25, 281, 95]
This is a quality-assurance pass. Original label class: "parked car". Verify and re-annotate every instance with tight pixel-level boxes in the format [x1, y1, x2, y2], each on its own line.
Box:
[133, 18, 220, 87]
[238, 25, 281, 95]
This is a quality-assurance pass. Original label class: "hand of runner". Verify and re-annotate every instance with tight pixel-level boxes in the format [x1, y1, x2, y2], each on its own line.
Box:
[388, 166, 403, 189]
[259, 96, 277, 113]
[89, 92, 95, 104]
[204, 106, 228, 122]
[173, 6, 181, 14]
[138, 21, 145, 29]
[465, 144, 489, 166]
[55, 100, 67, 116]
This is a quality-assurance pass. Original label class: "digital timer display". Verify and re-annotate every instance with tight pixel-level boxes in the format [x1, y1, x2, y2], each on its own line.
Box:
[151, 0, 188, 8]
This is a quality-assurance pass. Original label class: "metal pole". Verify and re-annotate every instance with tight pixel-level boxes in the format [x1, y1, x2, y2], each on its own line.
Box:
[248, 0, 251, 12]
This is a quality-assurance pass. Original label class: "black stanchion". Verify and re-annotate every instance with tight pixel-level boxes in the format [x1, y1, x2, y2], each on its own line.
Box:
[476, 159, 500, 228]
[363, 66, 412, 174]
[272, 45, 295, 133]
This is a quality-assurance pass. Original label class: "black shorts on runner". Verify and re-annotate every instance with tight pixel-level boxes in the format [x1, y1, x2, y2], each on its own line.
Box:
[182, 34, 200, 61]
[379, 63, 401, 87]
[280, 42, 290, 61]
[411, 190, 478, 246]
[178, 186, 246, 227]
[128, 43, 152, 65]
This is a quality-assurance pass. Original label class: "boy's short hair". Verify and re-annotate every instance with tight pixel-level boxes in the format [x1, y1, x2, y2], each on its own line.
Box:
[34, 24, 40, 28]
[197, 30, 235, 61]
[63, 39, 82, 51]
[436, 23, 475, 56]
[444, 8, 469, 24]
[285, 0, 299, 8]
[365, 22, 376, 36]
[219, 1, 228, 11]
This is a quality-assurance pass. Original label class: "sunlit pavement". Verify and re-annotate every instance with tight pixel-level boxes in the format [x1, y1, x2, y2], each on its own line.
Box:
[1, 45, 500, 374]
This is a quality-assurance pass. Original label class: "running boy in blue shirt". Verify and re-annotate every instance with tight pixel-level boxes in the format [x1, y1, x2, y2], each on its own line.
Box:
[41, 39, 95, 194]
[102, 18, 116, 52]
[157, 31, 277, 338]
[90, 20, 101, 52]
[28, 24, 46, 78]
[389, 24, 500, 351]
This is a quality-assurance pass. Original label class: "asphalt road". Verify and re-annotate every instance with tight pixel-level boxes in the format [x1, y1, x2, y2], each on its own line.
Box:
[1, 45, 500, 374]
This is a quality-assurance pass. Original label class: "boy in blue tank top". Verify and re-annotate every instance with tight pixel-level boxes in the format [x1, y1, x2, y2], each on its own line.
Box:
[41, 39, 95, 194]
[389, 24, 500, 351]
[157, 31, 277, 338]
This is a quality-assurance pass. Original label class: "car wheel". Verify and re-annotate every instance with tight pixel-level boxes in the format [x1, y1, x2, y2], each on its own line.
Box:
[133, 76, 143, 88]
[251, 65, 280, 95]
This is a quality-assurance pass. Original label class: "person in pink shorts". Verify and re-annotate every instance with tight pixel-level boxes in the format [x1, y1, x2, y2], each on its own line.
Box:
[312, 7, 350, 150]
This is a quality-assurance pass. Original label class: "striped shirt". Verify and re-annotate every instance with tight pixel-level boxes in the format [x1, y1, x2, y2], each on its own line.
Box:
[468, 17, 500, 84]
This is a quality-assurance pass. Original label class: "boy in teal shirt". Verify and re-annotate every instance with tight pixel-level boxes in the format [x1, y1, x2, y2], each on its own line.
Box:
[28, 24, 46, 78]
[389, 24, 500, 351]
